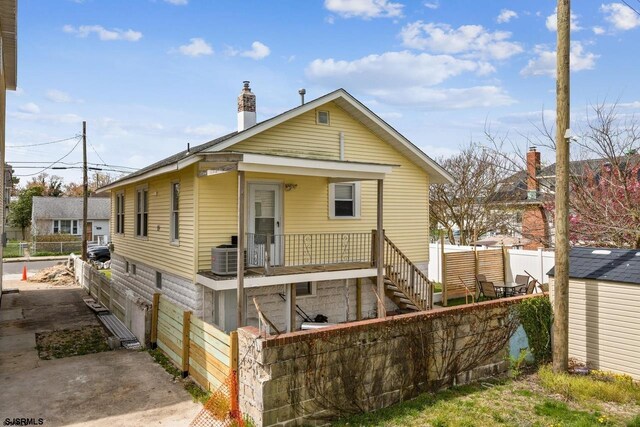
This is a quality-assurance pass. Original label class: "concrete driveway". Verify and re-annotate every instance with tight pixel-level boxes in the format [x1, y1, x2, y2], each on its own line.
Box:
[0, 278, 201, 426]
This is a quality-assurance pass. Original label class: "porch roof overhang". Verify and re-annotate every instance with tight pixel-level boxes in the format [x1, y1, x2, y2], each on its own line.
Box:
[196, 267, 377, 291]
[200, 152, 396, 181]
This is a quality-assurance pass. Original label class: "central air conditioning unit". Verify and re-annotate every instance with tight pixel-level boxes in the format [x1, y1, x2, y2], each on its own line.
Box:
[212, 245, 238, 275]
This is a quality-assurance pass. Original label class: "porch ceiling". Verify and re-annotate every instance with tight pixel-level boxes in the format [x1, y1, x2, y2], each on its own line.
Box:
[200, 152, 396, 181]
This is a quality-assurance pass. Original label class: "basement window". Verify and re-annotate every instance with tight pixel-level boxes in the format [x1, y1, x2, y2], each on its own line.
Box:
[156, 271, 162, 289]
[295, 282, 315, 297]
[317, 110, 330, 125]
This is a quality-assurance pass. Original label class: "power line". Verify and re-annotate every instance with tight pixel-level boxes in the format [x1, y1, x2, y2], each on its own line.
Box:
[621, 0, 640, 16]
[87, 138, 107, 165]
[15, 137, 82, 177]
[6, 135, 82, 148]
[10, 161, 136, 170]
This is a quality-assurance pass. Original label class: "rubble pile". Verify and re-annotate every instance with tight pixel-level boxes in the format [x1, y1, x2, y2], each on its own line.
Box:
[29, 264, 77, 286]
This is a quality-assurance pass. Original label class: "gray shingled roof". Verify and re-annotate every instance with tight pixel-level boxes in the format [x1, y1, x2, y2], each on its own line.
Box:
[548, 247, 640, 285]
[32, 197, 111, 220]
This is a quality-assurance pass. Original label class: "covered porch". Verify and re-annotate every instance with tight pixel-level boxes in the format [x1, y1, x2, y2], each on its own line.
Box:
[196, 152, 394, 332]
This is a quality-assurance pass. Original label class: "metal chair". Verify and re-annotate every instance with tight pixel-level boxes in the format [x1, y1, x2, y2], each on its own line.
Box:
[479, 280, 501, 299]
[514, 274, 530, 295]
[476, 274, 487, 299]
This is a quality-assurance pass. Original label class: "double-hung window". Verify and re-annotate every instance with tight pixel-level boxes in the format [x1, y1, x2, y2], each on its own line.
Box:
[116, 192, 125, 234]
[170, 182, 179, 243]
[53, 219, 79, 234]
[136, 187, 148, 238]
[329, 182, 360, 219]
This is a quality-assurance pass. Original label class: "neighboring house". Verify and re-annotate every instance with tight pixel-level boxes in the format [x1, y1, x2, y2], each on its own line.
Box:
[496, 149, 640, 249]
[548, 247, 640, 379]
[99, 83, 453, 334]
[31, 196, 111, 244]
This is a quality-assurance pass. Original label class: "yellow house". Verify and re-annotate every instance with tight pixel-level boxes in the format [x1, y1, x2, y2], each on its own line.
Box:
[99, 83, 453, 333]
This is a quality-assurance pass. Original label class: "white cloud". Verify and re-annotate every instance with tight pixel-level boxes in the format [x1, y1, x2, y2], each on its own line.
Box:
[177, 38, 213, 57]
[545, 9, 582, 32]
[592, 26, 606, 35]
[324, 0, 403, 19]
[240, 41, 271, 60]
[601, 3, 640, 30]
[424, 1, 438, 10]
[399, 21, 523, 60]
[520, 42, 598, 77]
[184, 123, 231, 137]
[18, 102, 40, 114]
[227, 41, 271, 60]
[307, 51, 484, 88]
[63, 24, 142, 41]
[369, 86, 515, 109]
[497, 9, 518, 23]
[45, 89, 82, 104]
[164, 0, 188, 5]
[306, 50, 515, 109]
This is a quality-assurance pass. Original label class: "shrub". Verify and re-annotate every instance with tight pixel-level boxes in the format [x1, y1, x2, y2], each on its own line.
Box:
[515, 296, 552, 364]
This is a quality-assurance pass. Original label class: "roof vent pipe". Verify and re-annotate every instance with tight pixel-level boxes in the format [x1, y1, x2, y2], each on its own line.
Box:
[298, 88, 306, 105]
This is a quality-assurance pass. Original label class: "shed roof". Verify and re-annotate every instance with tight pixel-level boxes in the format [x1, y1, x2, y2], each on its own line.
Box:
[32, 197, 110, 220]
[547, 247, 640, 285]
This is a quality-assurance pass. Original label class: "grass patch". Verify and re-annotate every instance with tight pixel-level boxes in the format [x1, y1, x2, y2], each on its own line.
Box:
[333, 370, 640, 427]
[147, 348, 211, 404]
[36, 325, 110, 359]
[539, 365, 640, 404]
[100, 269, 112, 280]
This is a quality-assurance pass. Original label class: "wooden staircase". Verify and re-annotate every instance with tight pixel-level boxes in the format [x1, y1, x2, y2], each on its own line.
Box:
[377, 234, 434, 312]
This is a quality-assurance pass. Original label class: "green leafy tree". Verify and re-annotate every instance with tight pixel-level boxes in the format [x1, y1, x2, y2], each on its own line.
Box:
[9, 186, 44, 239]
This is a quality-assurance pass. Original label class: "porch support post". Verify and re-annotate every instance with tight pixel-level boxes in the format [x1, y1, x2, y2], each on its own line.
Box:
[237, 170, 246, 328]
[285, 282, 296, 333]
[376, 179, 385, 318]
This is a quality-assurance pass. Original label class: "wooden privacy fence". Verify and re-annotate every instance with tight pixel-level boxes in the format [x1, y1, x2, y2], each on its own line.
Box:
[442, 247, 505, 304]
[151, 294, 239, 394]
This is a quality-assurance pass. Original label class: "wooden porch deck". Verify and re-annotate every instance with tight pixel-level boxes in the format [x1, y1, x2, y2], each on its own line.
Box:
[198, 262, 373, 281]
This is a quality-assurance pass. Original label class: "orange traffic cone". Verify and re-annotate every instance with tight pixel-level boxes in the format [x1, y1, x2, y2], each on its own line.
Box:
[21, 264, 27, 281]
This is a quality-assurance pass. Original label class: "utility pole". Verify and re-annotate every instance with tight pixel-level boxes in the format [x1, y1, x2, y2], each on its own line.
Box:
[553, 0, 571, 373]
[81, 121, 88, 261]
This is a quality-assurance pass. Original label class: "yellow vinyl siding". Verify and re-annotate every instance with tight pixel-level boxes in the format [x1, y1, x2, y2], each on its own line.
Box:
[551, 278, 640, 379]
[196, 100, 430, 270]
[111, 165, 196, 280]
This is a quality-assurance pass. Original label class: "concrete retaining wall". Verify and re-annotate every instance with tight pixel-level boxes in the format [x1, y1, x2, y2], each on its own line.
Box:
[238, 295, 537, 426]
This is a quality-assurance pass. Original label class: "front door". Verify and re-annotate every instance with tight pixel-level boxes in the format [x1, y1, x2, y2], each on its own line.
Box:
[247, 183, 283, 267]
[86, 221, 93, 241]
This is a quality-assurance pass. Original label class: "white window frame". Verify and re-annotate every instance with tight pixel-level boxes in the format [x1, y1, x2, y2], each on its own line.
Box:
[316, 110, 330, 126]
[295, 281, 316, 298]
[135, 185, 148, 239]
[328, 182, 361, 219]
[170, 181, 180, 245]
[53, 219, 79, 235]
[115, 191, 125, 235]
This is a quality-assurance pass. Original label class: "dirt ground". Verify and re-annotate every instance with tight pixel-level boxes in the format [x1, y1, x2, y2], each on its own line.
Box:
[0, 278, 201, 426]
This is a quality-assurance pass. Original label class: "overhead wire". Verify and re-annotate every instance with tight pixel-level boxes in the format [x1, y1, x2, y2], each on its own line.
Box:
[6, 134, 82, 148]
[14, 136, 82, 177]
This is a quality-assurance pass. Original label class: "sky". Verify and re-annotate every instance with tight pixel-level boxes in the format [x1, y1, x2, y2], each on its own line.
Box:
[7, 0, 640, 184]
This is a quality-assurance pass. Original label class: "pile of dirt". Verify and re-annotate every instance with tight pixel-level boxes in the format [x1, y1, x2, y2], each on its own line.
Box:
[29, 264, 77, 286]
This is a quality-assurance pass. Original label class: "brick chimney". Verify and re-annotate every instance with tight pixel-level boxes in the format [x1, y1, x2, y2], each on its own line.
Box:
[237, 81, 256, 132]
[527, 146, 540, 200]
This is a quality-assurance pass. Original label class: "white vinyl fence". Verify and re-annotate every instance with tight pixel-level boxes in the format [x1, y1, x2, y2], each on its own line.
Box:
[428, 243, 555, 285]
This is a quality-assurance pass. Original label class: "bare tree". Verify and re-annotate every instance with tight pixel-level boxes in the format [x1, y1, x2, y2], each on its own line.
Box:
[429, 143, 515, 245]
[564, 102, 640, 248]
